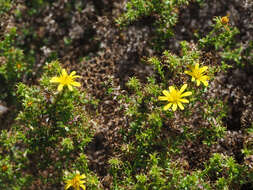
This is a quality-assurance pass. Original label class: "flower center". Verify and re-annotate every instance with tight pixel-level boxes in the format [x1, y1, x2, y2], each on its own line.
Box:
[61, 76, 71, 85]
[170, 91, 181, 103]
[221, 16, 229, 25]
[73, 177, 80, 187]
[192, 69, 203, 79]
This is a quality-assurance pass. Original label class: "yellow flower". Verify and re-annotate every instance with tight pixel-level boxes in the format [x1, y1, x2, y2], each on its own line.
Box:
[221, 16, 229, 25]
[65, 171, 86, 190]
[17, 63, 21, 69]
[158, 84, 192, 111]
[50, 69, 81, 92]
[184, 63, 209, 86]
[220, 15, 230, 31]
[27, 101, 33, 107]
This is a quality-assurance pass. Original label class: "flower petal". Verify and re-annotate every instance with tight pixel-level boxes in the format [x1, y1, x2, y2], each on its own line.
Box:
[57, 84, 64, 92]
[70, 71, 76, 76]
[196, 80, 200, 86]
[71, 81, 81, 87]
[62, 69, 68, 76]
[185, 70, 193, 77]
[181, 91, 192, 97]
[195, 63, 199, 69]
[80, 184, 86, 190]
[200, 75, 209, 81]
[50, 77, 60, 83]
[191, 77, 195, 82]
[178, 102, 184, 110]
[68, 84, 73, 91]
[203, 80, 209, 86]
[179, 98, 189, 103]
[80, 174, 86, 179]
[163, 103, 172, 111]
[162, 90, 170, 97]
[158, 96, 168, 101]
[172, 103, 177, 111]
[169, 86, 175, 93]
[72, 75, 81, 79]
[179, 84, 187, 93]
[65, 182, 72, 190]
[199, 66, 208, 73]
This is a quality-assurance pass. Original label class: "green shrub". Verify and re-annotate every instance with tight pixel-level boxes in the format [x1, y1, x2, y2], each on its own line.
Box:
[110, 17, 252, 189]
[116, 0, 191, 39]
[0, 27, 31, 102]
[0, 60, 99, 189]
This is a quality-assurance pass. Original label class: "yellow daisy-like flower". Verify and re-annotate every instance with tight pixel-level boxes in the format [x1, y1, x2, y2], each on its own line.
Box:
[184, 63, 209, 86]
[65, 171, 86, 190]
[50, 69, 81, 92]
[158, 84, 192, 111]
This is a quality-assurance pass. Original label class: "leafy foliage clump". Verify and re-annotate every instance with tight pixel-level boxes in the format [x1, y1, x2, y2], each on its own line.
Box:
[0, 61, 100, 189]
[1, 0, 253, 189]
[116, 0, 191, 39]
[108, 18, 253, 189]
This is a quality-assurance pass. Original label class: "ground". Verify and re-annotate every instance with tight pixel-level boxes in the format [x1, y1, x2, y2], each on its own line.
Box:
[1, 0, 253, 189]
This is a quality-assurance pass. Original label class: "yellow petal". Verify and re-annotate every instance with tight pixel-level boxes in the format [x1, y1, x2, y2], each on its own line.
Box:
[162, 90, 170, 97]
[58, 84, 64, 91]
[80, 174, 86, 179]
[178, 102, 184, 110]
[199, 66, 208, 73]
[169, 90, 177, 98]
[68, 84, 73, 91]
[196, 80, 200, 86]
[70, 71, 76, 76]
[158, 96, 168, 101]
[179, 98, 189, 103]
[181, 91, 192, 97]
[169, 86, 176, 93]
[62, 69, 68, 76]
[65, 182, 72, 190]
[72, 75, 81, 79]
[80, 184, 86, 190]
[200, 75, 209, 81]
[191, 77, 195, 82]
[172, 103, 177, 111]
[203, 81, 209, 86]
[71, 81, 81, 87]
[179, 84, 187, 93]
[163, 103, 172, 111]
[195, 63, 199, 69]
[50, 77, 60, 83]
[185, 70, 193, 76]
